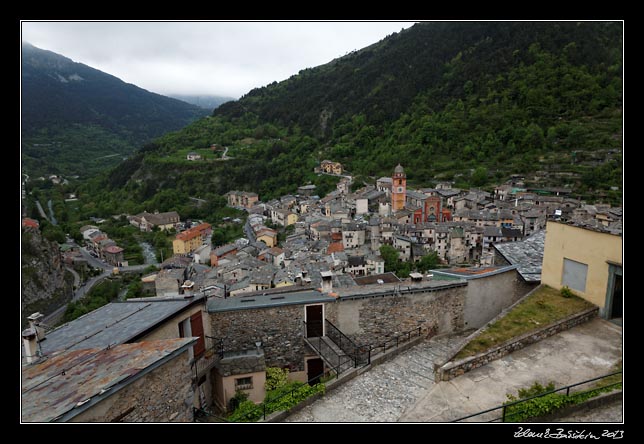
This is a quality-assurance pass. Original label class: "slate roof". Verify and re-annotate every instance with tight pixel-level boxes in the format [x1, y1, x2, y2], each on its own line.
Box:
[21, 338, 195, 422]
[493, 230, 546, 282]
[38, 296, 205, 356]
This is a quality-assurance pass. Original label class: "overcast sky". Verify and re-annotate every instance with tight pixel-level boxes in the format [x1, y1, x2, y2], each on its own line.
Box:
[21, 21, 416, 98]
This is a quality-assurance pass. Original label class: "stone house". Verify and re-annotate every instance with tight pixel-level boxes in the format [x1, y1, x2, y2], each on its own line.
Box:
[320, 160, 343, 175]
[155, 268, 187, 297]
[103, 245, 124, 266]
[393, 234, 413, 261]
[128, 211, 180, 232]
[210, 243, 238, 267]
[24, 295, 213, 413]
[21, 338, 196, 422]
[226, 191, 259, 209]
[342, 223, 366, 249]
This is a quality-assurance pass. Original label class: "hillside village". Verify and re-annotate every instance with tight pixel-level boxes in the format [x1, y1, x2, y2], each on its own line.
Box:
[21, 162, 622, 423]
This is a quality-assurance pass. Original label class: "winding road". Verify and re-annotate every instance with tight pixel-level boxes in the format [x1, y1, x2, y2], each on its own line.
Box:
[41, 241, 159, 327]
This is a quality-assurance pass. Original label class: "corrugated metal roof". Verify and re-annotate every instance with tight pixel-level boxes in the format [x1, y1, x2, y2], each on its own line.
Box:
[21, 338, 195, 422]
[40, 296, 204, 356]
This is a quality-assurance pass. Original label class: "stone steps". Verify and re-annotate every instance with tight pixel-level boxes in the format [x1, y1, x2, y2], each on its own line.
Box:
[286, 331, 470, 422]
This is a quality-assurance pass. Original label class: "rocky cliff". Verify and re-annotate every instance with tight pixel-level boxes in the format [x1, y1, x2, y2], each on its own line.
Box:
[21, 226, 73, 327]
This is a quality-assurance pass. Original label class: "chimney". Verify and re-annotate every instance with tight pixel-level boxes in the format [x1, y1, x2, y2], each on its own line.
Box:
[27, 312, 46, 342]
[320, 271, 333, 293]
[22, 328, 40, 364]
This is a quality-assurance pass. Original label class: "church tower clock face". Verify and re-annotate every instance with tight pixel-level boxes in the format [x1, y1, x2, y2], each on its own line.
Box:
[397, 187, 404, 193]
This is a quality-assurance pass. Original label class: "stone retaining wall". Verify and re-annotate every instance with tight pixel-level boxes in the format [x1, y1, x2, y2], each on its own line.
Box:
[436, 306, 598, 381]
[336, 285, 466, 346]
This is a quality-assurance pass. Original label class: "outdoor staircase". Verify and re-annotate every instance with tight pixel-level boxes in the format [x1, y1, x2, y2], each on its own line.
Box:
[304, 335, 355, 375]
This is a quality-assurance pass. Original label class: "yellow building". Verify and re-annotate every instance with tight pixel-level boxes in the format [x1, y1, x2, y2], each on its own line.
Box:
[256, 228, 278, 248]
[541, 221, 622, 319]
[286, 212, 299, 226]
[173, 223, 212, 255]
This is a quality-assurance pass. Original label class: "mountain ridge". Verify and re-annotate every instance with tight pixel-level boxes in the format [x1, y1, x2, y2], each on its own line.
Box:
[69, 21, 624, 220]
[21, 42, 209, 177]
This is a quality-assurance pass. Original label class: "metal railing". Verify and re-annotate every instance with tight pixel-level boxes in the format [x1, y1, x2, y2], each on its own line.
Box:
[230, 368, 331, 422]
[307, 320, 424, 369]
[192, 336, 224, 380]
[303, 321, 354, 374]
[452, 371, 622, 422]
[365, 326, 423, 361]
[305, 336, 354, 375]
[325, 319, 367, 366]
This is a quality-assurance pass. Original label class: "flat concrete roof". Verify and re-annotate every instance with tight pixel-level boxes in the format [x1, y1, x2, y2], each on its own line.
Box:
[207, 289, 336, 313]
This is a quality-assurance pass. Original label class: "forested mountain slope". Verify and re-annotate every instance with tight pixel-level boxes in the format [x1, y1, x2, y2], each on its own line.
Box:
[21, 43, 208, 177]
[78, 21, 622, 218]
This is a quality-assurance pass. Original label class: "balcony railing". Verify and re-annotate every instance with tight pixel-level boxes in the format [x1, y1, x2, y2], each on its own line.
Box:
[192, 336, 224, 380]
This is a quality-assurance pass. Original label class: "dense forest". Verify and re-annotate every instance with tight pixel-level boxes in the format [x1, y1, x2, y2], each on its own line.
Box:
[27, 22, 623, 230]
[21, 43, 209, 178]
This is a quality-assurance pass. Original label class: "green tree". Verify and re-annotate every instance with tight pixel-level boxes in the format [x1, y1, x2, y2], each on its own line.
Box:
[416, 252, 439, 273]
[212, 229, 226, 247]
[379, 245, 400, 273]
[471, 167, 488, 187]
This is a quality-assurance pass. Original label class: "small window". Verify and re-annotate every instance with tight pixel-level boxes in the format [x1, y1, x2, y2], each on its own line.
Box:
[562, 258, 588, 293]
[235, 377, 253, 390]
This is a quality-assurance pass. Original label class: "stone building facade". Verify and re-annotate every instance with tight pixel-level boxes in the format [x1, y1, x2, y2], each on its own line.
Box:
[208, 281, 469, 376]
[72, 347, 194, 422]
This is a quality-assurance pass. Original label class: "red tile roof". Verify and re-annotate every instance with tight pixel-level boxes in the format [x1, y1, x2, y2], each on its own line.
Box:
[326, 242, 344, 254]
[22, 218, 39, 228]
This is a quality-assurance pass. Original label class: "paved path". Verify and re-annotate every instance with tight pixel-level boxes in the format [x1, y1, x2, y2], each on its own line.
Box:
[401, 318, 622, 422]
[285, 318, 622, 423]
[285, 332, 470, 422]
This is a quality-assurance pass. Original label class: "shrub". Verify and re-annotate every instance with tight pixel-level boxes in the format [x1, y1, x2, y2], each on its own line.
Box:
[560, 286, 574, 298]
[227, 400, 261, 422]
[228, 390, 249, 412]
[265, 367, 289, 391]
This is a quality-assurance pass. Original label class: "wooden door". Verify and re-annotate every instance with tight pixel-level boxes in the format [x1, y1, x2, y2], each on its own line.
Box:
[307, 358, 324, 385]
[190, 312, 205, 358]
[305, 305, 323, 338]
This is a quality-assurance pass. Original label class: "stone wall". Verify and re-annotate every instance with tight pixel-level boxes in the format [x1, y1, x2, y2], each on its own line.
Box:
[216, 351, 266, 377]
[436, 306, 598, 381]
[72, 349, 194, 422]
[208, 284, 467, 372]
[210, 304, 308, 371]
[334, 285, 466, 346]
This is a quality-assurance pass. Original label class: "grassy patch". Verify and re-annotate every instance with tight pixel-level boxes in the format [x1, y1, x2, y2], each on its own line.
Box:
[455, 286, 594, 359]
